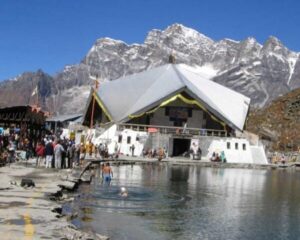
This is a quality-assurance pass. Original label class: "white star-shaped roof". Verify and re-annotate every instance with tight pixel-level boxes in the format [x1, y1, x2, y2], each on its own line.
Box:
[95, 64, 250, 131]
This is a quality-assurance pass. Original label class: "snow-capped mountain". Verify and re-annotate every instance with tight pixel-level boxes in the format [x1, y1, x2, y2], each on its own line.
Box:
[0, 23, 299, 114]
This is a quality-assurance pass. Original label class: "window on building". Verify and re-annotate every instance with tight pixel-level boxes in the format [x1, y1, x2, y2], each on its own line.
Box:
[127, 136, 131, 144]
[203, 111, 207, 120]
[235, 143, 238, 150]
[118, 135, 122, 143]
[227, 142, 231, 149]
[188, 108, 193, 117]
[136, 135, 140, 141]
[165, 107, 169, 116]
[243, 143, 246, 151]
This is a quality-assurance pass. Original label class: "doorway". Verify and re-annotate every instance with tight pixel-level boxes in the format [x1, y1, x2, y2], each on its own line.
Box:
[172, 138, 191, 157]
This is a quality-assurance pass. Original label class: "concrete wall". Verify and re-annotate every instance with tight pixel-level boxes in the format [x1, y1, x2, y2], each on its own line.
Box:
[194, 136, 264, 164]
[150, 108, 171, 126]
[91, 125, 267, 164]
[187, 109, 205, 128]
[144, 133, 260, 164]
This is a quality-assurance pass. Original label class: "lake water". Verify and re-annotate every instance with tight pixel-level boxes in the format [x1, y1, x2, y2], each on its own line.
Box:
[66, 164, 300, 240]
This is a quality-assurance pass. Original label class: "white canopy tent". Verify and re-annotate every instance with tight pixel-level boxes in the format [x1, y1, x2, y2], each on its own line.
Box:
[85, 63, 250, 131]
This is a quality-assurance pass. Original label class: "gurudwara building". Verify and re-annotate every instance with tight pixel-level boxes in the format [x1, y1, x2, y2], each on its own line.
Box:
[82, 63, 267, 164]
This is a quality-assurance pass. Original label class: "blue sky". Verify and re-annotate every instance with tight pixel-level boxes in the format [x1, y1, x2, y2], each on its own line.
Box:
[0, 0, 300, 80]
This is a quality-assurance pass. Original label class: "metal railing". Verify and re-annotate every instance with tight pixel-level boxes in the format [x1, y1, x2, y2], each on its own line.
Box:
[117, 123, 228, 137]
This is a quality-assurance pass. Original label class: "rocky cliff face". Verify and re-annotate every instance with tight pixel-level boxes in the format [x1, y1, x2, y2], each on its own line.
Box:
[0, 70, 54, 109]
[247, 87, 300, 151]
[0, 23, 299, 114]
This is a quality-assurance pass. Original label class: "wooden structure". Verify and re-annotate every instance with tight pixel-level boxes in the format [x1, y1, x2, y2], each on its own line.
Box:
[0, 105, 46, 137]
[46, 114, 82, 133]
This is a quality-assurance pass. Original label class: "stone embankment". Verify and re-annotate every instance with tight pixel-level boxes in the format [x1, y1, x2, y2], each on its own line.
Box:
[0, 160, 109, 240]
[109, 156, 300, 170]
[112, 156, 272, 169]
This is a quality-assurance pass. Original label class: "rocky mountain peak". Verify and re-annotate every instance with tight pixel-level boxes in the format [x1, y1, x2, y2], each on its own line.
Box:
[87, 37, 128, 56]
[95, 37, 127, 47]
[36, 69, 48, 77]
[237, 37, 262, 59]
[265, 35, 283, 46]
[145, 23, 214, 48]
[144, 29, 162, 45]
[241, 37, 261, 47]
[261, 36, 290, 56]
[0, 69, 54, 109]
[0, 23, 299, 115]
[10, 69, 49, 83]
[221, 38, 240, 44]
[165, 23, 212, 41]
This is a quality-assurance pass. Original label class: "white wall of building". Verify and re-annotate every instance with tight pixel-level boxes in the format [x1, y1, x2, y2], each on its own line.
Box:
[82, 124, 268, 164]
[194, 137, 268, 164]
[93, 125, 148, 157]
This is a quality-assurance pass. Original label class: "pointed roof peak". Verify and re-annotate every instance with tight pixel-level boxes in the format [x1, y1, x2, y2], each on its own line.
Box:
[92, 63, 249, 130]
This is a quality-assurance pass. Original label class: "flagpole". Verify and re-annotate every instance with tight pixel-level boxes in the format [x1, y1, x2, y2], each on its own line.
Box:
[36, 85, 39, 107]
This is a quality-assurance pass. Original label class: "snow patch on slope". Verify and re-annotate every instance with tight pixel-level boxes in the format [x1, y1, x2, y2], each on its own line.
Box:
[181, 64, 218, 79]
[224, 38, 240, 44]
[287, 56, 298, 85]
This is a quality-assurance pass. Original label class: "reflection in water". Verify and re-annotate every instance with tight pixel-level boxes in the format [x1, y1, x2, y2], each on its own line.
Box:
[169, 165, 189, 182]
[65, 164, 300, 240]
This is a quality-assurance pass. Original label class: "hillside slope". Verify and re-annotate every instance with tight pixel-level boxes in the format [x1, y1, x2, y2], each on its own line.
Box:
[247, 88, 300, 151]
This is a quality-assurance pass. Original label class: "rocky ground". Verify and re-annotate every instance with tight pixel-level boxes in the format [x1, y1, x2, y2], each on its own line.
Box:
[0, 160, 108, 240]
[247, 87, 300, 151]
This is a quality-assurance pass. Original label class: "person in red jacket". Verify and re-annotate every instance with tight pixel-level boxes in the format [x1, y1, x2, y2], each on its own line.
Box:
[35, 141, 45, 167]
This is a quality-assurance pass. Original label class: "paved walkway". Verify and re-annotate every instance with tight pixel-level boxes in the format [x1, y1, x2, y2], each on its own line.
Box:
[0, 160, 73, 240]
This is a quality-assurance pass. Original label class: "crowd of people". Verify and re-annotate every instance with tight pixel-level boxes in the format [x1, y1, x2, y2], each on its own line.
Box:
[0, 128, 115, 169]
[142, 147, 167, 160]
[0, 131, 35, 165]
[37, 139, 114, 169]
[270, 151, 300, 164]
[210, 151, 226, 163]
[189, 142, 202, 160]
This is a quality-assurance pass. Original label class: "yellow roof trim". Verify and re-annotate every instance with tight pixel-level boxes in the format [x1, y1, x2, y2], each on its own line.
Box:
[93, 91, 113, 122]
[128, 93, 226, 128]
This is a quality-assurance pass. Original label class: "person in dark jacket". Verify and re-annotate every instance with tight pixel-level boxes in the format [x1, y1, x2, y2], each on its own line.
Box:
[61, 140, 68, 169]
[67, 142, 75, 168]
[197, 146, 202, 160]
[45, 140, 54, 168]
